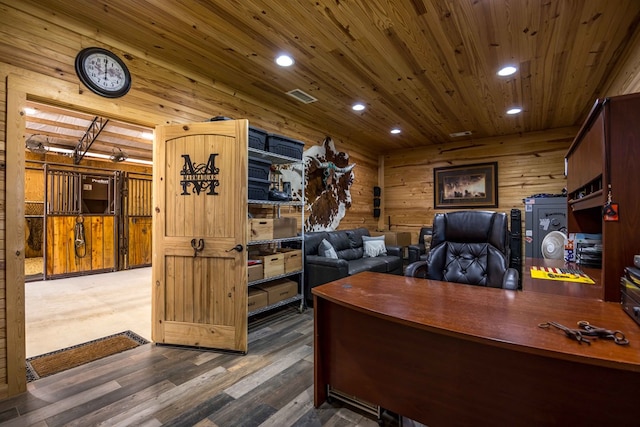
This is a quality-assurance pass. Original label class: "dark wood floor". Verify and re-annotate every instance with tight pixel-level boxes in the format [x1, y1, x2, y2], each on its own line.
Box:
[0, 307, 398, 426]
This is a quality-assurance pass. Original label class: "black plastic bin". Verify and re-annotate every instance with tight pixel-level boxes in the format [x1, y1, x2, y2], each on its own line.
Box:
[248, 177, 271, 200]
[248, 157, 271, 180]
[208, 117, 268, 151]
[249, 127, 268, 150]
[266, 134, 304, 159]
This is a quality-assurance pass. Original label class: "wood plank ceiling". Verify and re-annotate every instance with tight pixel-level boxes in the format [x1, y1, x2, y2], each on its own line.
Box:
[20, 0, 640, 162]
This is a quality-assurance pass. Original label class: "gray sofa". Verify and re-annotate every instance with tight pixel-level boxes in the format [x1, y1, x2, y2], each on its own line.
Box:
[303, 227, 403, 306]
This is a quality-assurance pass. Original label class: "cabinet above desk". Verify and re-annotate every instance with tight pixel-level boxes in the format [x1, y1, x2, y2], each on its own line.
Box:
[565, 93, 640, 302]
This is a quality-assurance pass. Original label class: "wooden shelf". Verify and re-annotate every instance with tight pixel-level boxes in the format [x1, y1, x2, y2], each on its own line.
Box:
[565, 93, 640, 302]
[568, 189, 603, 211]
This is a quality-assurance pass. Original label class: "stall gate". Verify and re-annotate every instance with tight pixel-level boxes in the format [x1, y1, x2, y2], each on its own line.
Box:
[121, 172, 153, 269]
[38, 167, 153, 278]
[45, 167, 119, 277]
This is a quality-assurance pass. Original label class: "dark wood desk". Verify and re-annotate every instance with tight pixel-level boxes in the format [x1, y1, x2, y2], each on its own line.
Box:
[313, 271, 640, 426]
[523, 257, 603, 299]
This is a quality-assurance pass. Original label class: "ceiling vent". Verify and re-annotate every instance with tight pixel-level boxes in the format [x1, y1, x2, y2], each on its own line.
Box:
[449, 131, 473, 138]
[286, 89, 318, 104]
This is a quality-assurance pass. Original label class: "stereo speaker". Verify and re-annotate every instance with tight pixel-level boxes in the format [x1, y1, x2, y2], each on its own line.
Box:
[373, 186, 381, 217]
[510, 208, 522, 289]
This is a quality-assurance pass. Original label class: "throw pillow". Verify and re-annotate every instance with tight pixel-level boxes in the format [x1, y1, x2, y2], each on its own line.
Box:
[319, 238, 338, 259]
[362, 235, 387, 257]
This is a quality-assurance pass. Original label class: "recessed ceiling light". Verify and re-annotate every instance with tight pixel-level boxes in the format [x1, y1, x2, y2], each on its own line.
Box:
[390, 128, 401, 134]
[275, 54, 294, 67]
[352, 103, 366, 111]
[506, 107, 522, 115]
[498, 66, 517, 76]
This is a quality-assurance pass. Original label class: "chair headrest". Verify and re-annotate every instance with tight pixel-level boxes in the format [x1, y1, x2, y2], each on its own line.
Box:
[431, 211, 508, 252]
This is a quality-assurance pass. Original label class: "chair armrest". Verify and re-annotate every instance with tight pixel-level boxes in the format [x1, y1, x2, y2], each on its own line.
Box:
[502, 268, 520, 290]
[305, 255, 349, 287]
[407, 244, 426, 264]
[385, 245, 402, 258]
[405, 261, 429, 279]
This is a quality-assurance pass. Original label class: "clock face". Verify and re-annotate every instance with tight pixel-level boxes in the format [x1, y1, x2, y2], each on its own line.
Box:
[75, 47, 131, 98]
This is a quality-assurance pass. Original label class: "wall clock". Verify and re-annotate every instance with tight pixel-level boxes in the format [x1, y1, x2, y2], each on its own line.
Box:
[75, 47, 131, 98]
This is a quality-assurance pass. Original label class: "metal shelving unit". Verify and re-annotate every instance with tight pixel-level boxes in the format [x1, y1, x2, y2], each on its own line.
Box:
[248, 146, 305, 316]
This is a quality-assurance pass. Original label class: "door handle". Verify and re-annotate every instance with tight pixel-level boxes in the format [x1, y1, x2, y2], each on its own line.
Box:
[227, 244, 244, 253]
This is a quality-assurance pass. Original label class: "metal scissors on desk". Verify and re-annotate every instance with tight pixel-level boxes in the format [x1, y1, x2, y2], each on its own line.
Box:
[538, 321, 591, 345]
[576, 321, 629, 345]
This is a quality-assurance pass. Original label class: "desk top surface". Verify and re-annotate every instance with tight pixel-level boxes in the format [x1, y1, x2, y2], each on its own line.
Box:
[522, 257, 603, 299]
[312, 271, 640, 371]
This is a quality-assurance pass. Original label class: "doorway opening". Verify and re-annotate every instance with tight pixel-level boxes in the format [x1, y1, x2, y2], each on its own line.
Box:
[22, 101, 154, 362]
[23, 100, 154, 282]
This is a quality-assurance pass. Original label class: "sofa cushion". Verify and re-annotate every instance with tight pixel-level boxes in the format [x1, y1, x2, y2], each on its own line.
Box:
[327, 231, 363, 260]
[304, 231, 329, 256]
[318, 238, 338, 259]
[362, 235, 387, 257]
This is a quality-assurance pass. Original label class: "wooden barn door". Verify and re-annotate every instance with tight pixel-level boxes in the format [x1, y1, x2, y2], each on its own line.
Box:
[152, 120, 248, 352]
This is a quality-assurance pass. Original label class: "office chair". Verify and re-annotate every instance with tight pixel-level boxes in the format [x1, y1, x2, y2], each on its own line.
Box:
[405, 211, 519, 290]
[407, 226, 433, 264]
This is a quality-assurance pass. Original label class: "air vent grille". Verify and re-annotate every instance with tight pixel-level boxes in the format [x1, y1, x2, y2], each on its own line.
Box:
[449, 131, 472, 137]
[286, 89, 318, 104]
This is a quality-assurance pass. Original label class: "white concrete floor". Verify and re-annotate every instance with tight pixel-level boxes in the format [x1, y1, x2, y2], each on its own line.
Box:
[25, 267, 152, 358]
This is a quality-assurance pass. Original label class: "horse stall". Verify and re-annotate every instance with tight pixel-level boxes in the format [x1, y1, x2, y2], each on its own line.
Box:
[23, 162, 152, 280]
[24, 165, 46, 279]
[121, 172, 152, 269]
[45, 167, 119, 278]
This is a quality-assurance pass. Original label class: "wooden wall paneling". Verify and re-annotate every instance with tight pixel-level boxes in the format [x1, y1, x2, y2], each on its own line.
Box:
[382, 128, 576, 244]
[598, 16, 640, 100]
[24, 167, 44, 202]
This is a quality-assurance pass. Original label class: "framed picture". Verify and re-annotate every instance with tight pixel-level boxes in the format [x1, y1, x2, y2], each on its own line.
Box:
[434, 162, 498, 209]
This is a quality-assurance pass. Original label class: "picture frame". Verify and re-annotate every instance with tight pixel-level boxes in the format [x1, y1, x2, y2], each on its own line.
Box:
[433, 162, 498, 209]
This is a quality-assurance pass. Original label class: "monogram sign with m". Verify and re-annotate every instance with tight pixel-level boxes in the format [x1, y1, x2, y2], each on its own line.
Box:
[180, 153, 220, 195]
